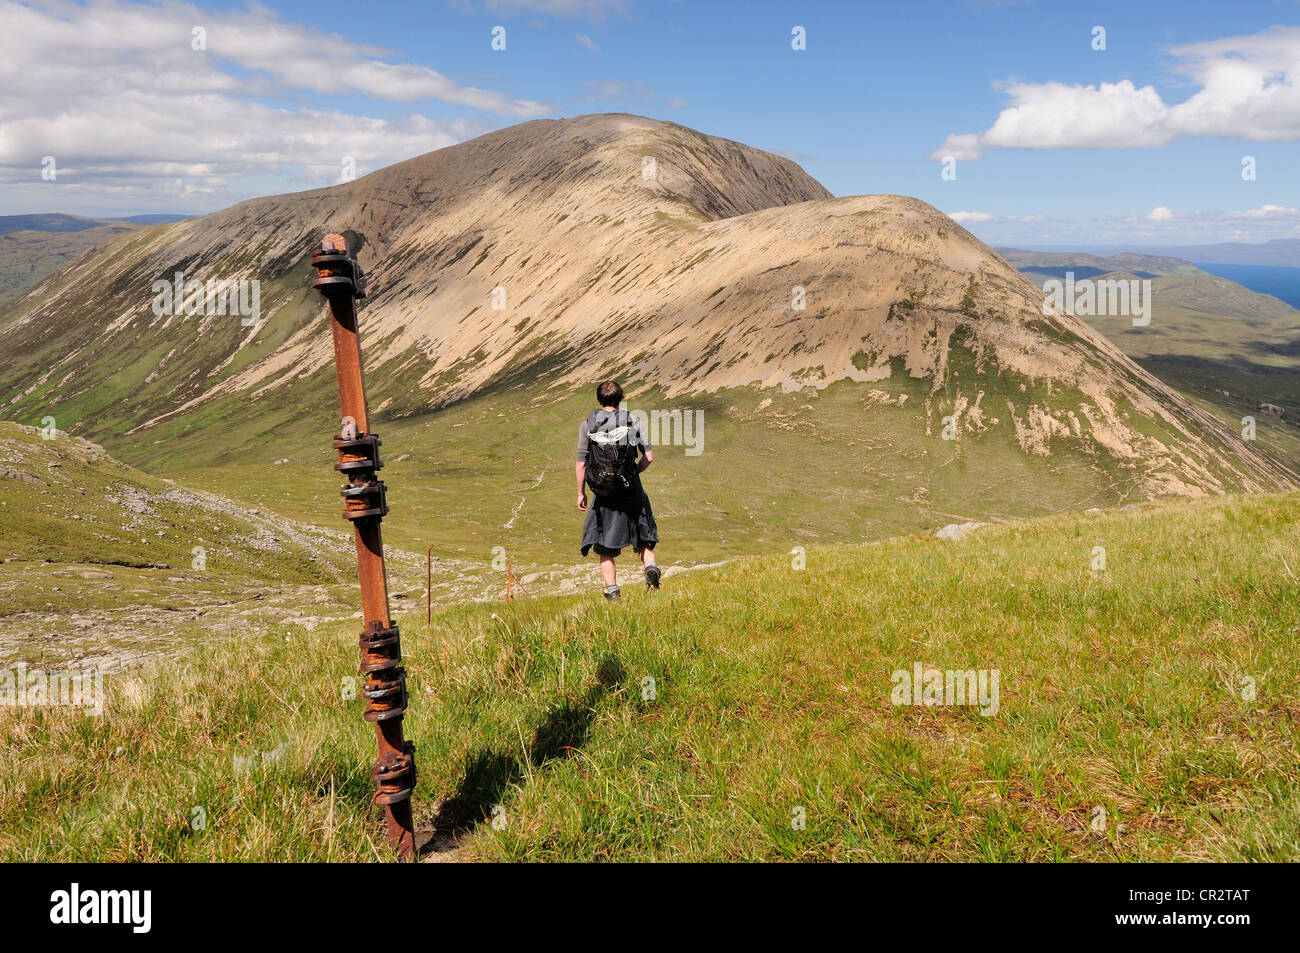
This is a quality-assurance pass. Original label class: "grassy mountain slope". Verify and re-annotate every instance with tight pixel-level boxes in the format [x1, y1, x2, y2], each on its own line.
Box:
[0, 421, 356, 670]
[3, 490, 1296, 861]
[0, 423, 506, 670]
[1011, 256, 1300, 472]
[0, 115, 1291, 568]
[168, 374, 1233, 572]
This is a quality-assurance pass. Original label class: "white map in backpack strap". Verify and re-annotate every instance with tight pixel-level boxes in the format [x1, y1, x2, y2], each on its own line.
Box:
[588, 426, 633, 446]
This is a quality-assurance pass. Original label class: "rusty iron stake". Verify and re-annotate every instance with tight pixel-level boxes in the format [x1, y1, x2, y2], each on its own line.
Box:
[505, 558, 532, 601]
[311, 234, 417, 859]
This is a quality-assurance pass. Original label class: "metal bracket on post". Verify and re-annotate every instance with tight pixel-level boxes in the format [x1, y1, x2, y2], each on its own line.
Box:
[311, 238, 368, 298]
[312, 233, 417, 860]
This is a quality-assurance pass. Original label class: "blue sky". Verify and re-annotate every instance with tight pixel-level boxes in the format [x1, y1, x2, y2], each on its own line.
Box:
[4, 0, 1299, 246]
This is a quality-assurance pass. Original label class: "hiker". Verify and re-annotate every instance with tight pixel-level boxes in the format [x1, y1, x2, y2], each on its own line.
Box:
[576, 380, 661, 600]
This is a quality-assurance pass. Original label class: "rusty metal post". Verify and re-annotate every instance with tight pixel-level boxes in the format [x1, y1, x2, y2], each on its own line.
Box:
[311, 234, 417, 860]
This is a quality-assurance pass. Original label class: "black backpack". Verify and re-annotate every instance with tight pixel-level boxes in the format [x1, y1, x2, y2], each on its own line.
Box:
[584, 409, 638, 498]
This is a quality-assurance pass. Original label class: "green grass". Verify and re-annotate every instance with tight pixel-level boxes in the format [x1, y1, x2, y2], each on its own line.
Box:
[3, 490, 1297, 861]
[0, 422, 351, 586]
[0, 421, 372, 670]
[160, 371, 1159, 575]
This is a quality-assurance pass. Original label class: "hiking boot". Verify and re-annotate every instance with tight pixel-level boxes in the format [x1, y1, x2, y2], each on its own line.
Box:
[645, 564, 661, 590]
[603, 585, 621, 601]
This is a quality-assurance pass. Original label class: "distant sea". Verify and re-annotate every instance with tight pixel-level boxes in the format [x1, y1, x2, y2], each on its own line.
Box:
[1193, 262, 1300, 310]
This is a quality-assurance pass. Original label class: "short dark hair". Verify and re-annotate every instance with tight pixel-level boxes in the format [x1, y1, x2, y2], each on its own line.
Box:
[596, 380, 623, 406]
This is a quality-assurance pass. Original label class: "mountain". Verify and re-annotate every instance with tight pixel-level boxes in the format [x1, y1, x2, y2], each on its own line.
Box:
[1010, 253, 1300, 472]
[0, 115, 1293, 562]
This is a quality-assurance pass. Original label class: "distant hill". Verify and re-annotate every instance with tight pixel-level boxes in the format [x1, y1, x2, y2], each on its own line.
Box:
[0, 213, 115, 236]
[0, 224, 140, 304]
[0, 212, 191, 236]
[1025, 239, 1300, 268]
[1011, 252, 1300, 471]
[0, 213, 193, 304]
[1143, 239, 1300, 268]
[116, 213, 193, 225]
[996, 247, 1204, 279]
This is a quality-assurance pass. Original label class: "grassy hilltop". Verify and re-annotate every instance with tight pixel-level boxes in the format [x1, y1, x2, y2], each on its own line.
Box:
[3, 490, 1296, 862]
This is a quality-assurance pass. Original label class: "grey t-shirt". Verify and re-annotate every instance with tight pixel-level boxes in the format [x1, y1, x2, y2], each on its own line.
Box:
[576, 408, 651, 462]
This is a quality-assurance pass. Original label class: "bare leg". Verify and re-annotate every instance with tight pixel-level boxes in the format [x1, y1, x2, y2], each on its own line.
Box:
[600, 555, 617, 586]
[638, 546, 657, 567]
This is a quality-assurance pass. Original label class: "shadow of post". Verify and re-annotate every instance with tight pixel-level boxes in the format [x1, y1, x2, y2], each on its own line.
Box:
[420, 653, 626, 857]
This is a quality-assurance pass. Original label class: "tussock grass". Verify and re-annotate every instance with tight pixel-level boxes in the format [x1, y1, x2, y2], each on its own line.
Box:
[2, 492, 1297, 861]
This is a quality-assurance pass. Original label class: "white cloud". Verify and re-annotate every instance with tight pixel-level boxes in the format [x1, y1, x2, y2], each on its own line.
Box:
[0, 0, 549, 210]
[1239, 204, 1300, 219]
[575, 33, 599, 52]
[931, 25, 1300, 160]
[931, 133, 984, 162]
[947, 210, 996, 223]
[1115, 204, 1300, 235]
[985, 81, 1171, 150]
[940, 203, 1300, 245]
